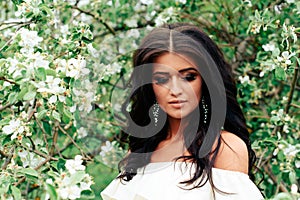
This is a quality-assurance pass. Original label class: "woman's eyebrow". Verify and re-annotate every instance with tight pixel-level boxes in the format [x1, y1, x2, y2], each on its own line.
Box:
[153, 67, 198, 75]
[152, 71, 170, 75]
[178, 67, 199, 73]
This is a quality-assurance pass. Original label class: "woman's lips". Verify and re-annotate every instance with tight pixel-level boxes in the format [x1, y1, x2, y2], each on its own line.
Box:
[168, 100, 187, 108]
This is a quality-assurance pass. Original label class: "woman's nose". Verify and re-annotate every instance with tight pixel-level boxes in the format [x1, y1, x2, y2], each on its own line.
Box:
[169, 77, 183, 96]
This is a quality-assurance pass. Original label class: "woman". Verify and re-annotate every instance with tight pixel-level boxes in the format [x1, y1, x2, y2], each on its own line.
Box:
[101, 23, 263, 199]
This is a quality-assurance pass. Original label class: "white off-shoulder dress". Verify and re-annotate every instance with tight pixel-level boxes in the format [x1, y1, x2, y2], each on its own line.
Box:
[101, 162, 264, 200]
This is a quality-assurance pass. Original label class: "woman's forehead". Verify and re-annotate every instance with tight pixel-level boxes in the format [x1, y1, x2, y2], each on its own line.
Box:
[152, 65, 199, 75]
[152, 53, 198, 72]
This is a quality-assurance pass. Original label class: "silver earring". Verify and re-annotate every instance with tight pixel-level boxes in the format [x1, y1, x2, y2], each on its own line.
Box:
[152, 102, 160, 126]
[202, 98, 208, 124]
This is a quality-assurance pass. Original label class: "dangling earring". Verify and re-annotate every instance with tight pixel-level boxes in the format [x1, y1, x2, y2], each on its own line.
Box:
[152, 102, 160, 126]
[202, 97, 208, 124]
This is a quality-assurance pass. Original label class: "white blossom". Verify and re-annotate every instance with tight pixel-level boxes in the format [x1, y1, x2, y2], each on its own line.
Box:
[65, 155, 86, 174]
[80, 174, 93, 190]
[283, 144, 299, 159]
[175, 0, 187, 4]
[18, 28, 43, 54]
[295, 160, 300, 168]
[291, 184, 298, 194]
[124, 18, 138, 28]
[70, 105, 77, 113]
[262, 43, 275, 52]
[127, 29, 140, 38]
[77, 127, 88, 139]
[87, 43, 99, 58]
[49, 95, 57, 104]
[36, 76, 66, 103]
[99, 62, 122, 80]
[27, 52, 50, 69]
[154, 15, 166, 26]
[65, 57, 90, 79]
[274, 4, 282, 14]
[100, 141, 113, 157]
[277, 51, 295, 66]
[58, 184, 81, 200]
[140, 0, 153, 5]
[238, 75, 250, 84]
[2, 119, 24, 140]
[18, 150, 45, 168]
[283, 124, 289, 133]
[243, 0, 252, 7]
[250, 23, 261, 34]
[286, 0, 295, 3]
[73, 89, 95, 113]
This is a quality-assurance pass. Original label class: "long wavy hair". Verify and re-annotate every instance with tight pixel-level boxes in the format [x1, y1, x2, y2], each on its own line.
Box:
[118, 23, 256, 193]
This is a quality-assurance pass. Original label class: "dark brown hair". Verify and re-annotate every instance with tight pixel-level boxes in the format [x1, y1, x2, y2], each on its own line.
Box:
[118, 23, 256, 194]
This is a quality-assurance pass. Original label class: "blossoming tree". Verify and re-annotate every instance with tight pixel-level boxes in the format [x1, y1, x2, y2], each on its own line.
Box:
[0, 0, 299, 199]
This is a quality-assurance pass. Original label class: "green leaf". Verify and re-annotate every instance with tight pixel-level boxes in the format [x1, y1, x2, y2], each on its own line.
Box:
[46, 183, 58, 200]
[10, 185, 21, 200]
[2, 134, 12, 145]
[45, 69, 56, 76]
[0, 59, 6, 68]
[63, 108, 73, 123]
[35, 67, 46, 81]
[57, 102, 64, 113]
[272, 164, 280, 175]
[270, 115, 280, 123]
[17, 87, 28, 100]
[69, 171, 86, 184]
[80, 190, 95, 199]
[272, 48, 280, 57]
[273, 192, 293, 200]
[275, 67, 286, 80]
[23, 90, 37, 101]
[52, 110, 61, 122]
[277, 151, 285, 161]
[288, 170, 296, 183]
[18, 168, 39, 177]
[37, 109, 48, 120]
[8, 92, 18, 104]
[57, 158, 66, 170]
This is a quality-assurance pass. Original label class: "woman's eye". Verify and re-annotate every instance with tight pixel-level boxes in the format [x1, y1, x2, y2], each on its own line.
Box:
[153, 77, 169, 84]
[183, 73, 197, 81]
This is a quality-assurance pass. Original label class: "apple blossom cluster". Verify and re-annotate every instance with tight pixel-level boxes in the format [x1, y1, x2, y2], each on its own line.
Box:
[99, 141, 125, 169]
[18, 28, 43, 55]
[2, 115, 32, 141]
[15, 0, 42, 18]
[48, 155, 93, 200]
[238, 75, 262, 104]
[55, 56, 90, 80]
[270, 109, 294, 131]
[34, 76, 67, 104]
[155, 7, 178, 26]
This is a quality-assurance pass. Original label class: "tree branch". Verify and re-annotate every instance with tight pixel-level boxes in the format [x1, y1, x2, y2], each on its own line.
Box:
[14, 157, 51, 187]
[263, 165, 289, 193]
[1, 146, 15, 170]
[33, 116, 49, 152]
[285, 65, 299, 114]
[58, 124, 92, 161]
[0, 77, 17, 85]
[71, 5, 116, 35]
[0, 102, 12, 111]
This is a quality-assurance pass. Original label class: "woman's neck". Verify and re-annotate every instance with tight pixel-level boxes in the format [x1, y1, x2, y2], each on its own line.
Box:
[167, 117, 187, 140]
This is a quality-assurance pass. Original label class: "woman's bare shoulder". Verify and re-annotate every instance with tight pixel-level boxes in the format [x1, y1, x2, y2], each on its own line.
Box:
[213, 131, 249, 174]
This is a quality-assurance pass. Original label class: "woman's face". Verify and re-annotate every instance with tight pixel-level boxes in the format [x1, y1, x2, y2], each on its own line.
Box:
[152, 53, 202, 120]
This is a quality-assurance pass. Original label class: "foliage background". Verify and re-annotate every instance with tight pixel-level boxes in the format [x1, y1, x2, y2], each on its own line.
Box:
[0, 0, 299, 199]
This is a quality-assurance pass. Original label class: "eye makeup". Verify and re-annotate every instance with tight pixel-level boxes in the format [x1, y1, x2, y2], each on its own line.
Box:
[152, 67, 200, 85]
